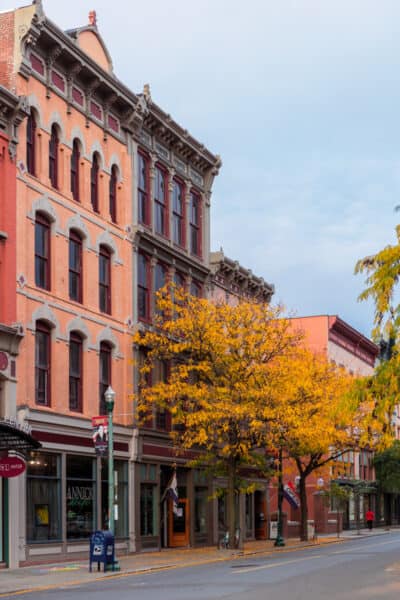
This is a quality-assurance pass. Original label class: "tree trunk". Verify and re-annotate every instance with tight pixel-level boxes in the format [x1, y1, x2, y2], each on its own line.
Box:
[227, 456, 237, 549]
[299, 474, 308, 541]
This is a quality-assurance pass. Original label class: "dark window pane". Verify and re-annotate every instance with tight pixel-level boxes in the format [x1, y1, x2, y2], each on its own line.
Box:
[69, 235, 82, 302]
[154, 167, 166, 235]
[35, 324, 50, 406]
[99, 247, 111, 314]
[109, 166, 117, 223]
[91, 155, 99, 212]
[140, 484, 155, 536]
[71, 140, 80, 201]
[35, 217, 50, 290]
[138, 254, 149, 320]
[99, 343, 111, 415]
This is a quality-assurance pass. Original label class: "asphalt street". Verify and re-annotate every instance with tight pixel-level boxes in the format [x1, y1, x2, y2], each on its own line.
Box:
[3, 533, 400, 600]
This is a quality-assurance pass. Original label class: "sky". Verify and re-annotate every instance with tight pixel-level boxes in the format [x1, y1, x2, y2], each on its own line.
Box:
[5, 0, 400, 338]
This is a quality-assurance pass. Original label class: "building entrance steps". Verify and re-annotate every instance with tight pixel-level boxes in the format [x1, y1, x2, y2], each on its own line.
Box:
[0, 528, 393, 597]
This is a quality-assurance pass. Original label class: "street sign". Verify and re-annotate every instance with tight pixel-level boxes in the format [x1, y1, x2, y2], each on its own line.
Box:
[0, 456, 26, 477]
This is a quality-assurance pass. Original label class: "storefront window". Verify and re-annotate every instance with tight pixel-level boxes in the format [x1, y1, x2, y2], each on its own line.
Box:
[194, 487, 207, 535]
[101, 460, 128, 537]
[27, 453, 61, 542]
[218, 494, 227, 533]
[140, 484, 156, 536]
[245, 493, 254, 536]
[66, 455, 95, 539]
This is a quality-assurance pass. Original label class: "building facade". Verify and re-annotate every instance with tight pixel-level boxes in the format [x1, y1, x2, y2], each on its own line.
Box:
[0, 0, 225, 564]
[269, 315, 379, 538]
[0, 2, 140, 565]
[130, 90, 221, 552]
[0, 84, 31, 568]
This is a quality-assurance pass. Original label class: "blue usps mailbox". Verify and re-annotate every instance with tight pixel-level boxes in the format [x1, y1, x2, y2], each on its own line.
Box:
[89, 530, 115, 572]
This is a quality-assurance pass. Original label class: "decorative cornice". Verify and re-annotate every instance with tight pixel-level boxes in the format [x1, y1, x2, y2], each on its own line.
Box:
[209, 250, 275, 302]
[0, 88, 29, 160]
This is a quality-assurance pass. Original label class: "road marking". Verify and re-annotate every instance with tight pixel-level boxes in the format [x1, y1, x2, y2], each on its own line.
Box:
[232, 554, 323, 574]
[332, 538, 400, 554]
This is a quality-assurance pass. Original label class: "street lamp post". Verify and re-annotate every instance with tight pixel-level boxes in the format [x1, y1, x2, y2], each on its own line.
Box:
[104, 385, 116, 535]
[274, 444, 285, 547]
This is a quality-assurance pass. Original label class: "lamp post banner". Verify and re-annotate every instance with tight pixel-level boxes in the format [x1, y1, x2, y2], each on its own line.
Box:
[92, 416, 108, 455]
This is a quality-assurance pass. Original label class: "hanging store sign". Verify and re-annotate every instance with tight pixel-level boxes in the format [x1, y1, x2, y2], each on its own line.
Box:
[0, 456, 26, 478]
[92, 416, 108, 456]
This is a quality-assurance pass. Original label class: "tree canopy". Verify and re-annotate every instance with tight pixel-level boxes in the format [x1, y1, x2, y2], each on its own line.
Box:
[275, 348, 359, 539]
[133, 288, 302, 545]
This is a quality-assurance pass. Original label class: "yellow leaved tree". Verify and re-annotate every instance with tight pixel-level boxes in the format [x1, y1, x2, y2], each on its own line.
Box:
[275, 348, 362, 541]
[133, 286, 302, 548]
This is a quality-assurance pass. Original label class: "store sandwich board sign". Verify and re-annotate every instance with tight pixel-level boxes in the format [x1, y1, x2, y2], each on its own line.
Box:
[0, 456, 26, 477]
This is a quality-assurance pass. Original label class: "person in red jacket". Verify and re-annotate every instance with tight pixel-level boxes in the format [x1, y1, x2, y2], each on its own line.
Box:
[366, 509, 375, 530]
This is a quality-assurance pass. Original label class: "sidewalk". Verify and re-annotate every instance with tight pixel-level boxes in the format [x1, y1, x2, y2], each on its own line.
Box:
[0, 528, 390, 597]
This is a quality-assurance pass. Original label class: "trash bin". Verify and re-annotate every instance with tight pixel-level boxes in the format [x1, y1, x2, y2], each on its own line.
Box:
[89, 530, 115, 572]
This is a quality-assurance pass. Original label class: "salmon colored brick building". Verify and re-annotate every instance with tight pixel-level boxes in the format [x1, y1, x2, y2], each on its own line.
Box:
[0, 1, 138, 566]
[0, 1, 221, 566]
[268, 315, 379, 539]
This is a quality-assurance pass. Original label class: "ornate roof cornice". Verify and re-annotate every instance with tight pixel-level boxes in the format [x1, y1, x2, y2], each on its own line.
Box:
[210, 250, 275, 301]
[18, 4, 222, 170]
[0, 86, 30, 159]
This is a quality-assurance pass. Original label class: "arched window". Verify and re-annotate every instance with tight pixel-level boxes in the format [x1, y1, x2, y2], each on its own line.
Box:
[99, 342, 111, 415]
[35, 320, 51, 406]
[69, 230, 82, 303]
[71, 139, 80, 201]
[190, 280, 202, 298]
[99, 245, 111, 314]
[190, 191, 201, 257]
[26, 110, 36, 176]
[91, 153, 100, 212]
[154, 262, 167, 315]
[154, 165, 167, 236]
[172, 179, 184, 246]
[109, 165, 118, 223]
[69, 332, 83, 412]
[49, 124, 59, 188]
[35, 212, 51, 290]
[138, 253, 150, 321]
[138, 152, 150, 226]
[174, 271, 185, 291]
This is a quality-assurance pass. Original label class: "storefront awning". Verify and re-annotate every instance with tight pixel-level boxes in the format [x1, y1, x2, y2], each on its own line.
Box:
[0, 420, 41, 452]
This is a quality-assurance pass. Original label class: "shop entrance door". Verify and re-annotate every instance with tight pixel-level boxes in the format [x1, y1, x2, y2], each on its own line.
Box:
[254, 491, 267, 540]
[168, 498, 189, 547]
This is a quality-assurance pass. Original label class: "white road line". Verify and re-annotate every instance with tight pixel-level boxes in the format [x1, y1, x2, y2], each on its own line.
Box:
[332, 538, 400, 554]
[232, 554, 323, 574]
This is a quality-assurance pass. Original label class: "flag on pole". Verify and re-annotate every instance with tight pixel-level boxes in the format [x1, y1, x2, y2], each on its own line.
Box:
[166, 470, 179, 515]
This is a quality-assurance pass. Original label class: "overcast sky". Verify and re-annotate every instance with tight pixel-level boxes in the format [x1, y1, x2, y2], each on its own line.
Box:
[6, 0, 400, 338]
